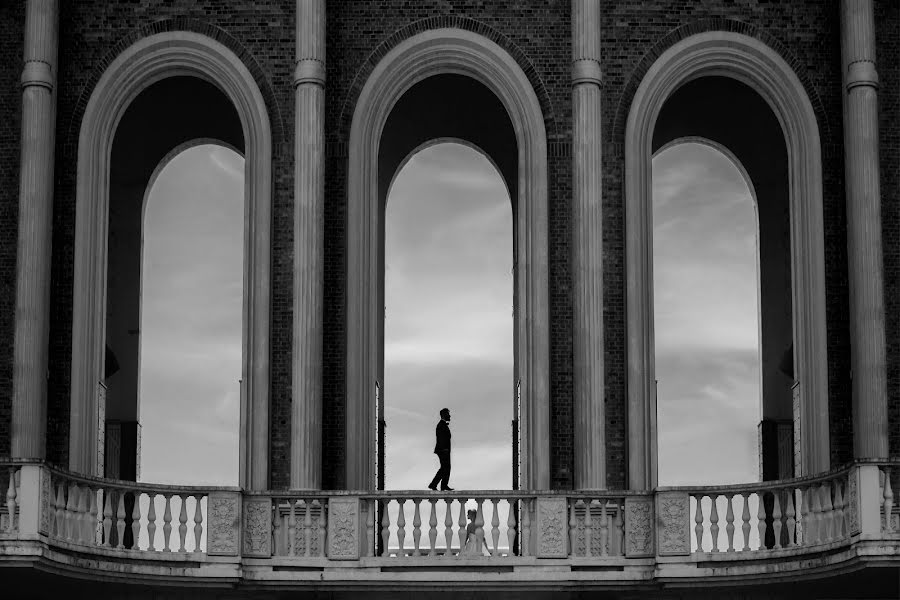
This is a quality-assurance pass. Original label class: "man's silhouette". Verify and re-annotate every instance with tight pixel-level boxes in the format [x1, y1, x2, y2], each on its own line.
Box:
[428, 408, 453, 491]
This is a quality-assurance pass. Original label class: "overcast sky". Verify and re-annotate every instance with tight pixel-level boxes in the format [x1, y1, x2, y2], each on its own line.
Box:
[138, 141, 758, 489]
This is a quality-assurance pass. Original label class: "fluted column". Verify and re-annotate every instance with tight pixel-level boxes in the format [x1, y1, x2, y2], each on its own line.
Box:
[840, 0, 888, 459]
[291, 0, 326, 489]
[572, 0, 605, 490]
[11, 0, 58, 460]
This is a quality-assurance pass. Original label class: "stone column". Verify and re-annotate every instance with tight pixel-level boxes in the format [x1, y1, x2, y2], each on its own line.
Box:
[291, 0, 326, 489]
[572, 0, 606, 490]
[840, 0, 888, 459]
[11, 0, 58, 460]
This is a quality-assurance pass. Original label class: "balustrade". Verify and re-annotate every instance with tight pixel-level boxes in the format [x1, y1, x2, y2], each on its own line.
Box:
[46, 468, 221, 554]
[3, 466, 18, 533]
[567, 496, 626, 557]
[685, 470, 851, 554]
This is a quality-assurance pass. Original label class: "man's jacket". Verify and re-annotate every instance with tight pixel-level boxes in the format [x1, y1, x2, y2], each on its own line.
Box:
[433, 420, 451, 454]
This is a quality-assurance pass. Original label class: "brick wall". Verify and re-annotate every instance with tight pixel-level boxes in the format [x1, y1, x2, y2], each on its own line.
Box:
[0, 3, 24, 458]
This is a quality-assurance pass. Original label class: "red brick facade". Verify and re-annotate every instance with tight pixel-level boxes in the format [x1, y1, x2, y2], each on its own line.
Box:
[0, 1, 897, 490]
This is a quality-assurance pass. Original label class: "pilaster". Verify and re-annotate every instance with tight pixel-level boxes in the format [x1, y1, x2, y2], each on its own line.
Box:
[11, 0, 58, 460]
[840, 0, 888, 459]
[292, 0, 326, 489]
[571, 0, 605, 490]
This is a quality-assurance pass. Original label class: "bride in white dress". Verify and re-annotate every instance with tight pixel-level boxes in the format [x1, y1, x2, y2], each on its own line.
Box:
[459, 509, 490, 557]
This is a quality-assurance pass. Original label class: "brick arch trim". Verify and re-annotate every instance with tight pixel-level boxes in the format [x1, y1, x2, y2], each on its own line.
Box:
[63, 18, 285, 159]
[611, 18, 831, 145]
[336, 15, 557, 140]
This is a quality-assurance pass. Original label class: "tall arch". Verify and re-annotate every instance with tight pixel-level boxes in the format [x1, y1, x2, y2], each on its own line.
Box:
[626, 31, 829, 489]
[70, 31, 272, 490]
[347, 28, 549, 491]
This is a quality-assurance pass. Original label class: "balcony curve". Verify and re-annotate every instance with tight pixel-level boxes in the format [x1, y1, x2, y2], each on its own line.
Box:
[1, 460, 898, 593]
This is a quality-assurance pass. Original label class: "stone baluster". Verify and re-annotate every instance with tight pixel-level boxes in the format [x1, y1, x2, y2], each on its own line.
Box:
[87, 488, 98, 545]
[572, 0, 607, 493]
[365, 499, 375, 557]
[396, 499, 407, 557]
[725, 494, 735, 552]
[614, 501, 624, 556]
[11, 0, 60, 464]
[599, 500, 609, 557]
[772, 492, 782, 550]
[474, 499, 486, 555]
[291, 0, 326, 492]
[380, 500, 391, 557]
[193, 495, 203, 553]
[694, 495, 705, 551]
[809, 486, 821, 545]
[457, 501, 467, 555]
[840, 0, 889, 464]
[315, 500, 325, 557]
[786, 490, 797, 547]
[833, 481, 845, 540]
[508, 498, 518, 558]
[303, 500, 313, 557]
[178, 495, 188, 552]
[428, 499, 438, 556]
[54, 484, 65, 540]
[709, 495, 720, 552]
[77, 486, 89, 544]
[147, 494, 157, 551]
[130, 493, 141, 551]
[162, 494, 173, 551]
[5, 469, 16, 533]
[521, 501, 531, 557]
[444, 500, 454, 558]
[273, 501, 283, 555]
[822, 482, 834, 543]
[412, 498, 422, 557]
[569, 500, 578, 556]
[490, 499, 500, 557]
[64, 484, 76, 542]
[757, 493, 767, 551]
[884, 469, 894, 533]
[287, 499, 297, 556]
[583, 499, 593, 557]
[102, 490, 112, 546]
[741, 492, 751, 551]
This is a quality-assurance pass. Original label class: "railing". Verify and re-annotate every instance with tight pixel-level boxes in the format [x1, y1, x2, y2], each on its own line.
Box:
[1, 460, 899, 582]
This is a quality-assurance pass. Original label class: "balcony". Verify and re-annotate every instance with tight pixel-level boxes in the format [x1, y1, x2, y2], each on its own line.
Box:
[2, 460, 899, 595]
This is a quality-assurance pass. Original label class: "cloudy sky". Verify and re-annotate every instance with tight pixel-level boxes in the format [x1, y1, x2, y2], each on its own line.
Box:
[138, 141, 759, 490]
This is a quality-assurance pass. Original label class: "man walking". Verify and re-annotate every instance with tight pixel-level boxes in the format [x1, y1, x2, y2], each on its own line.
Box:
[428, 408, 453, 491]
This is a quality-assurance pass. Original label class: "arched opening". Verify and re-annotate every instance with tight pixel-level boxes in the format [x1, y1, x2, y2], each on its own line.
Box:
[102, 78, 245, 485]
[138, 143, 244, 486]
[71, 32, 272, 489]
[384, 141, 513, 491]
[653, 140, 761, 486]
[626, 33, 828, 489]
[346, 29, 549, 492]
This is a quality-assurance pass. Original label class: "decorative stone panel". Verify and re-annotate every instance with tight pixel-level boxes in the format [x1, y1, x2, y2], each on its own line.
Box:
[656, 492, 690, 556]
[327, 497, 360, 560]
[39, 467, 51, 535]
[535, 497, 568, 558]
[848, 467, 860, 535]
[242, 497, 272, 557]
[207, 492, 240, 556]
[624, 496, 654, 557]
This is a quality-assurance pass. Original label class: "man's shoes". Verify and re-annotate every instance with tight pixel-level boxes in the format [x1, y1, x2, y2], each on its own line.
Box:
[427, 484, 438, 491]
[440, 487, 454, 491]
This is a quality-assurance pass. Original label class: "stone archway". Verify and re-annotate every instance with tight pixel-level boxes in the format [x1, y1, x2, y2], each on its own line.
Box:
[70, 31, 273, 490]
[625, 31, 829, 489]
[346, 28, 549, 491]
